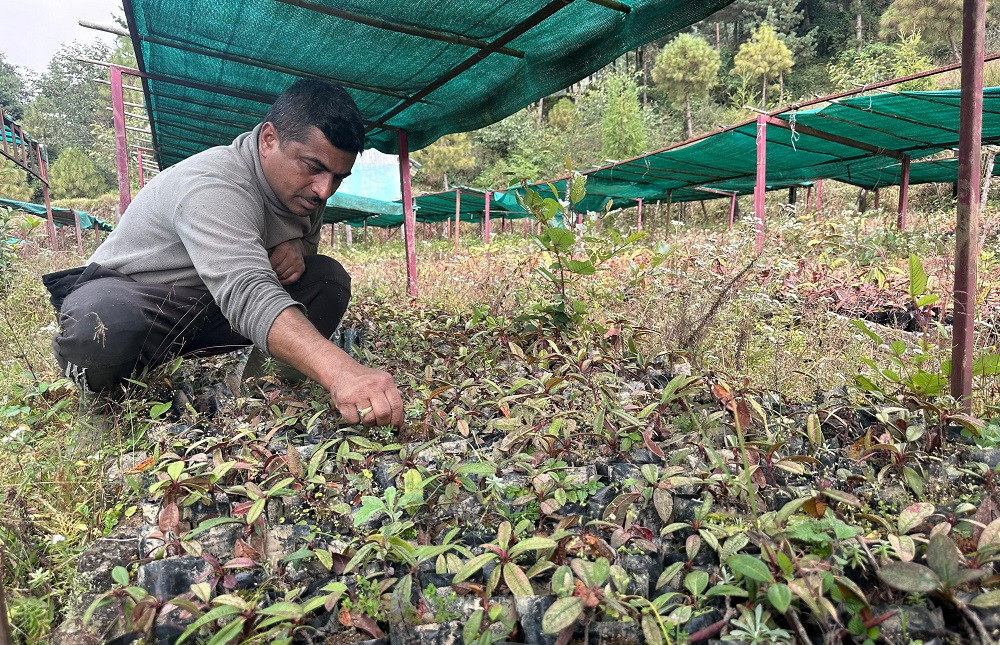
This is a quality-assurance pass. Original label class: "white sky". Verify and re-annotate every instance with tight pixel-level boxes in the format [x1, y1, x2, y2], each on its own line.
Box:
[2, 0, 123, 74]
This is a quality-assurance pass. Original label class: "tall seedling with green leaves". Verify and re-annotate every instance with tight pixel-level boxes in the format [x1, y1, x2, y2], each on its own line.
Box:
[517, 170, 653, 329]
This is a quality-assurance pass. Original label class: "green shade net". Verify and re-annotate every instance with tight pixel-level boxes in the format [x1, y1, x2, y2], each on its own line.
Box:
[124, 0, 735, 166]
[322, 192, 402, 226]
[499, 88, 1000, 208]
[0, 198, 114, 231]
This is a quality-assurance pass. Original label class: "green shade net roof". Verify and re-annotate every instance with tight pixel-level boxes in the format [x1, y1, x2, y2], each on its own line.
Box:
[322, 192, 402, 225]
[123, 0, 735, 166]
[493, 88, 1000, 210]
[0, 198, 114, 231]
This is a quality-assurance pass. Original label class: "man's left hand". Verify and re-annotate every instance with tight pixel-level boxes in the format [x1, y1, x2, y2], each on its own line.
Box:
[269, 239, 306, 285]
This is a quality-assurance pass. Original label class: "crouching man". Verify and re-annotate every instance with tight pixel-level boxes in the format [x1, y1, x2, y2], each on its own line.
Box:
[43, 79, 403, 445]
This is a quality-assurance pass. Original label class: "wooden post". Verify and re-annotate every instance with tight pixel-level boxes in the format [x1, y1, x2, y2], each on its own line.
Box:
[898, 156, 911, 230]
[754, 114, 767, 252]
[363, 219, 368, 243]
[952, 0, 987, 409]
[636, 198, 644, 232]
[398, 130, 418, 296]
[110, 66, 131, 215]
[94, 221, 102, 246]
[345, 224, 352, 246]
[38, 145, 56, 249]
[805, 185, 812, 212]
[729, 193, 737, 230]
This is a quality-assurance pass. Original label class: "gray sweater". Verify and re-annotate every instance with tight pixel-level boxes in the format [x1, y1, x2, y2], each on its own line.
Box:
[88, 124, 323, 351]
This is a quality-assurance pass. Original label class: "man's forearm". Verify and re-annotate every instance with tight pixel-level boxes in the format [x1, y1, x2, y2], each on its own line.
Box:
[266, 306, 349, 390]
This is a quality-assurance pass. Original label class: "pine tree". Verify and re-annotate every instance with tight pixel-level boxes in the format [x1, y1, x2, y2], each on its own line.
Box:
[600, 73, 647, 160]
[880, 0, 991, 63]
[49, 147, 107, 199]
[652, 34, 722, 139]
[412, 133, 476, 190]
[0, 158, 32, 202]
[733, 24, 795, 109]
[828, 32, 935, 91]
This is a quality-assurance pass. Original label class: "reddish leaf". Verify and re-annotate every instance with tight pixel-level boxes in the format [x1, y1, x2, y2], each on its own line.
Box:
[284, 441, 303, 478]
[339, 608, 385, 639]
[802, 498, 828, 518]
[232, 501, 254, 515]
[222, 557, 256, 569]
[234, 538, 262, 560]
[711, 382, 733, 404]
[642, 430, 665, 459]
[158, 502, 180, 533]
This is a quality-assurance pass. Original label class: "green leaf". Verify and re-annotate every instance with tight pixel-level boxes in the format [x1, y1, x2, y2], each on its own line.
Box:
[452, 552, 496, 584]
[546, 227, 575, 252]
[150, 401, 172, 419]
[177, 605, 242, 643]
[727, 554, 773, 583]
[641, 614, 664, 645]
[902, 466, 925, 498]
[897, 503, 935, 534]
[926, 533, 961, 585]
[565, 259, 596, 275]
[704, 584, 748, 598]
[877, 562, 940, 593]
[246, 497, 266, 525]
[569, 174, 586, 205]
[315, 548, 333, 571]
[111, 566, 129, 587]
[166, 460, 184, 481]
[974, 354, 1000, 377]
[503, 563, 534, 596]
[850, 319, 882, 345]
[684, 570, 709, 596]
[971, 590, 1000, 609]
[541, 596, 583, 634]
[908, 254, 928, 299]
[508, 537, 557, 559]
[551, 565, 574, 595]
[768, 583, 792, 613]
[916, 293, 939, 307]
[890, 340, 907, 356]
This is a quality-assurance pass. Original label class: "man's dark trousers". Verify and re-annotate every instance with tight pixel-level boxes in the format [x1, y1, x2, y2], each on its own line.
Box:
[45, 255, 351, 393]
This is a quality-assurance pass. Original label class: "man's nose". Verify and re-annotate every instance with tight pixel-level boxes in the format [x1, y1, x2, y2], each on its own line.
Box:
[314, 174, 338, 200]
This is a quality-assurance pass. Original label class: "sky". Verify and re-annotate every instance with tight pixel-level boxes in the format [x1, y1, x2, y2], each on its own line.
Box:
[2, 0, 123, 74]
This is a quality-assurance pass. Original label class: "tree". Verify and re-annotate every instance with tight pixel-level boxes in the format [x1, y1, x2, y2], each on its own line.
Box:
[712, 0, 817, 62]
[880, 0, 992, 63]
[412, 133, 475, 190]
[652, 34, 721, 138]
[0, 159, 33, 202]
[49, 147, 107, 199]
[547, 98, 577, 130]
[733, 24, 795, 109]
[600, 73, 646, 161]
[0, 53, 26, 119]
[828, 32, 935, 91]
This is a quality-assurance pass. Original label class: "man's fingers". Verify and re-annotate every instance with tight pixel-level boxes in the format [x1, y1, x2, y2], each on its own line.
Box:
[386, 389, 404, 428]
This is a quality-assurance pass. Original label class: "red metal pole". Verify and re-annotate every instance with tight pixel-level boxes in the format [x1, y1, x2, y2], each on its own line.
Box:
[816, 180, 824, 218]
[484, 190, 492, 245]
[952, 0, 987, 410]
[897, 156, 911, 230]
[110, 66, 131, 214]
[729, 193, 737, 230]
[137, 148, 145, 188]
[94, 221, 102, 246]
[754, 114, 767, 252]
[38, 145, 56, 249]
[73, 210, 83, 255]
[636, 198, 644, 232]
[398, 130, 418, 296]
[454, 189, 461, 254]
[805, 185, 812, 213]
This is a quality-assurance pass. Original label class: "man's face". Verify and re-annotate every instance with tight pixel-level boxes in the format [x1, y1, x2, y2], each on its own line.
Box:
[258, 122, 357, 216]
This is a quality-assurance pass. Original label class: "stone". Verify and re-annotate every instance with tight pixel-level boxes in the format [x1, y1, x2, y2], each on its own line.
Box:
[514, 595, 557, 645]
[617, 554, 659, 597]
[562, 466, 598, 488]
[969, 449, 1000, 469]
[585, 621, 643, 645]
[135, 557, 211, 601]
[874, 605, 946, 643]
[586, 485, 619, 520]
[671, 496, 699, 523]
[264, 524, 312, 563]
[103, 451, 150, 487]
[196, 522, 241, 561]
[390, 620, 463, 645]
[596, 462, 641, 486]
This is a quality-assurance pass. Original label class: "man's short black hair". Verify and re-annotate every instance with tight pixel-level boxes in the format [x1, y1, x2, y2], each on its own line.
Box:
[264, 79, 366, 154]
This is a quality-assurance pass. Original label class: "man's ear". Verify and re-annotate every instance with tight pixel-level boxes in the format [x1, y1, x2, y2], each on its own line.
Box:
[259, 122, 279, 158]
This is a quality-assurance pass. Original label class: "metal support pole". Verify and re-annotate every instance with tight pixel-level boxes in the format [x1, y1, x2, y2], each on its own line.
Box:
[636, 198, 644, 232]
[729, 193, 737, 230]
[484, 190, 492, 245]
[398, 130, 418, 296]
[454, 189, 461, 254]
[952, 0, 987, 409]
[137, 148, 145, 188]
[816, 180, 824, 218]
[38, 147, 56, 249]
[805, 185, 812, 212]
[345, 224, 352, 246]
[363, 219, 368, 243]
[897, 156, 911, 230]
[110, 66, 131, 214]
[73, 210, 83, 255]
[754, 114, 767, 252]
[94, 221, 102, 246]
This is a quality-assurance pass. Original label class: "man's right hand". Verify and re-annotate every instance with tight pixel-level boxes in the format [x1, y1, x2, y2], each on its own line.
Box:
[327, 361, 404, 428]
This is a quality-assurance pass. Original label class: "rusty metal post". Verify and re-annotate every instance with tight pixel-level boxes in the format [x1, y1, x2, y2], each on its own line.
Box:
[816, 180, 824, 214]
[805, 185, 812, 212]
[73, 210, 83, 255]
[952, 0, 987, 409]
[729, 193, 737, 230]
[38, 145, 56, 249]
[636, 198, 644, 232]
[897, 156, 911, 230]
[94, 220, 102, 246]
[110, 66, 131, 214]
[484, 190, 492, 245]
[754, 114, 767, 252]
[453, 189, 461, 254]
[398, 130, 418, 296]
[137, 148, 145, 188]
[363, 219, 368, 243]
